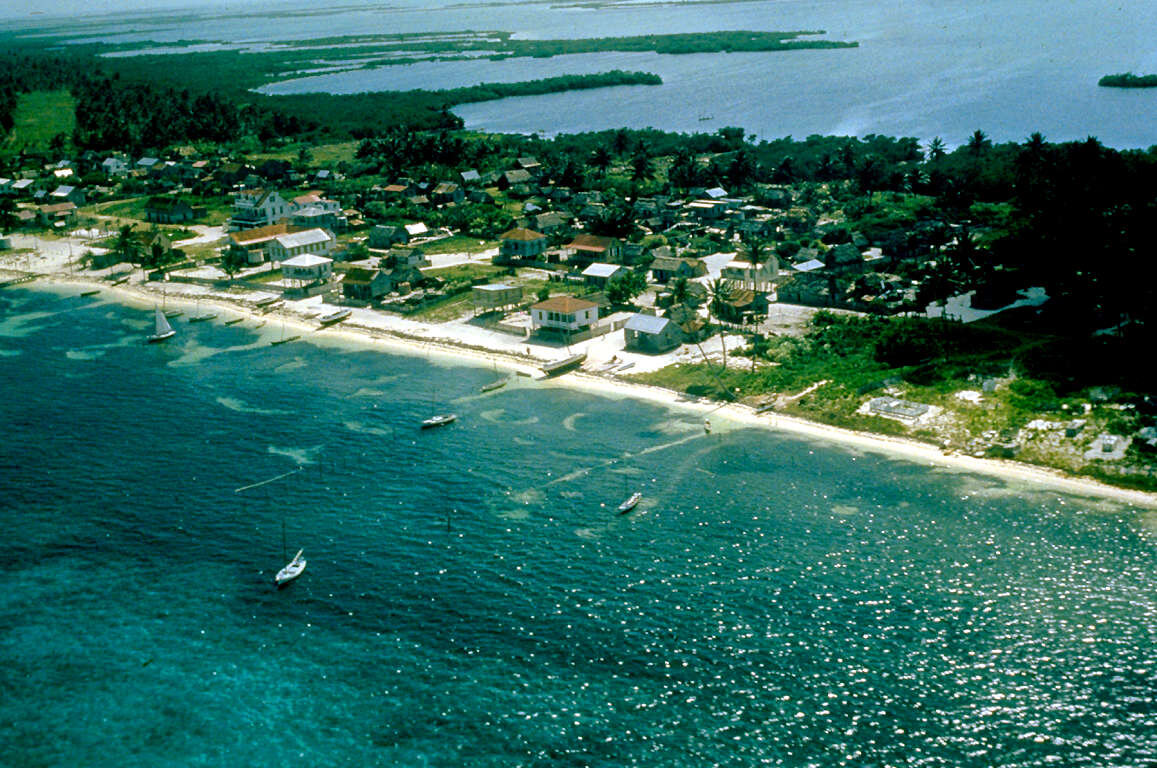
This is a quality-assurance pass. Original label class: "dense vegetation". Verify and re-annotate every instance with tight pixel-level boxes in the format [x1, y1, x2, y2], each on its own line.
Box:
[0, 26, 859, 147]
[1098, 73, 1157, 88]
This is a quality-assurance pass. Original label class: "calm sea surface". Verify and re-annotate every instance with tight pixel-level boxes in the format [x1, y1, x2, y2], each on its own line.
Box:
[14, 0, 1157, 147]
[1, 285, 1155, 766]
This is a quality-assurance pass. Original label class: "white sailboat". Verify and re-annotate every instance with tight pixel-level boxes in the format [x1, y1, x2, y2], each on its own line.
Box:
[189, 298, 217, 323]
[275, 520, 306, 586]
[276, 549, 307, 586]
[147, 307, 176, 343]
[618, 491, 642, 514]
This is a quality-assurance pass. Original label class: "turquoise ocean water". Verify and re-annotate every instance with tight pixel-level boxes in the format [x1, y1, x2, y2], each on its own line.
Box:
[1, 286, 1155, 766]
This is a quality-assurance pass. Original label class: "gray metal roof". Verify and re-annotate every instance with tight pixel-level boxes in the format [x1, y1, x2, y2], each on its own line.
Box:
[582, 263, 623, 278]
[276, 230, 332, 248]
[625, 313, 671, 334]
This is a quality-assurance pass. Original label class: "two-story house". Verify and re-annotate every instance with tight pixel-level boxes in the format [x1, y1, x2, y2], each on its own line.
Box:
[722, 254, 779, 291]
[530, 296, 599, 335]
[229, 189, 291, 231]
[497, 228, 548, 263]
[566, 234, 623, 266]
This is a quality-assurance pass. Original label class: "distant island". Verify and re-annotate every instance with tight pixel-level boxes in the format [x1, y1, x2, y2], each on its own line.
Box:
[1098, 73, 1157, 88]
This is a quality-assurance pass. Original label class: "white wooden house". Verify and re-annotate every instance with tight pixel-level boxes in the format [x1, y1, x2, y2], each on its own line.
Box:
[281, 254, 333, 286]
[229, 189, 291, 230]
[265, 228, 336, 264]
[530, 296, 599, 334]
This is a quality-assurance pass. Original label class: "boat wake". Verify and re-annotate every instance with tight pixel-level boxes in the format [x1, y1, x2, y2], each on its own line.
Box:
[217, 396, 288, 416]
[268, 444, 325, 465]
[562, 412, 587, 432]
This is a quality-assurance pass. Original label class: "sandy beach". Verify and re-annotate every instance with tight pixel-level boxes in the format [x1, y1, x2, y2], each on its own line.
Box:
[5, 241, 1157, 510]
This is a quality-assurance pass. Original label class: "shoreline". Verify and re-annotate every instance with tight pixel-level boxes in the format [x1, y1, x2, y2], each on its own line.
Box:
[10, 269, 1157, 509]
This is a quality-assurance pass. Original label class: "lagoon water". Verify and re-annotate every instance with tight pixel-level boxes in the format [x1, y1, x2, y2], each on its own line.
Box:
[2, 286, 1155, 766]
[15, 0, 1157, 147]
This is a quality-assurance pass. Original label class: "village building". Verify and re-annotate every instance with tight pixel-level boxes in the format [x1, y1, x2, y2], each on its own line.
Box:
[686, 199, 728, 221]
[471, 283, 523, 313]
[50, 185, 85, 206]
[530, 296, 599, 335]
[280, 254, 334, 287]
[649, 252, 706, 283]
[225, 222, 300, 265]
[431, 182, 464, 204]
[291, 201, 344, 232]
[664, 304, 707, 341]
[10, 179, 35, 199]
[624, 313, 684, 354]
[715, 288, 771, 323]
[386, 247, 431, 269]
[37, 202, 77, 228]
[722, 255, 779, 291]
[368, 225, 409, 248]
[266, 228, 336, 264]
[342, 267, 391, 301]
[533, 210, 571, 235]
[498, 169, 533, 190]
[497, 228, 548, 262]
[229, 189, 291, 231]
[581, 262, 629, 289]
[101, 157, 129, 176]
[566, 234, 623, 266]
[145, 197, 195, 224]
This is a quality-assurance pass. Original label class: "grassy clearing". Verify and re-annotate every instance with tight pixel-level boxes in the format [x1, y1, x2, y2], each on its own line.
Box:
[246, 140, 360, 166]
[420, 236, 498, 256]
[425, 262, 505, 282]
[2, 90, 75, 155]
[87, 195, 233, 227]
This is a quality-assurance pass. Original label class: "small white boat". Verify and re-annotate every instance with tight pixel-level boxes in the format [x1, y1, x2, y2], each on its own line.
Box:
[618, 492, 642, 514]
[318, 308, 352, 326]
[542, 352, 586, 375]
[147, 308, 176, 343]
[189, 302, 217, 322]
[276, 549, 307, 586]
[421, 413, 457, 429]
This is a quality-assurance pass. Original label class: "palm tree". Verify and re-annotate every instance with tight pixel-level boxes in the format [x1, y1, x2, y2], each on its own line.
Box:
[668, 147, 698, 190]
[630, 147, 653, 183]
[611, 128, 632, 157]
[671, 276, 690, 306]
[747, 333, 772, 373]
[966, 129, 991, 159]
[113, 224, 140, 268]
[590, 145, 612, 177]
[706, 277, 737, 371]
[926, 136, 946, 161]
[741, 235, 770, 291]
